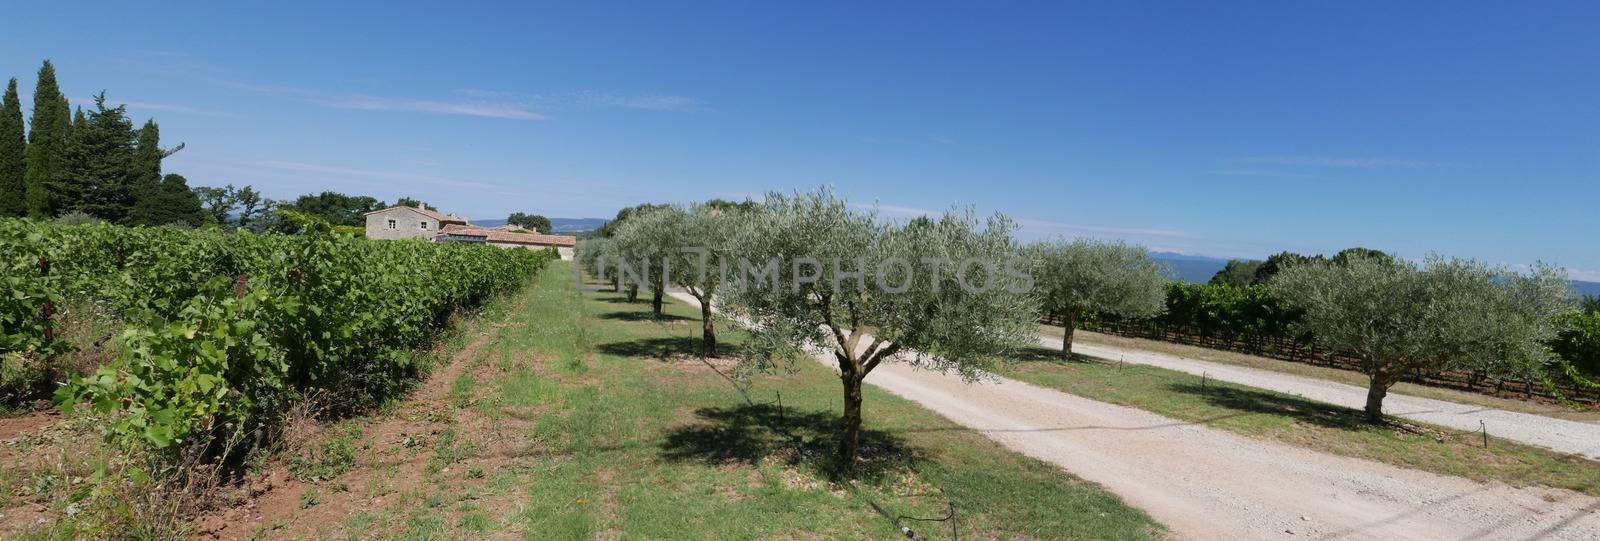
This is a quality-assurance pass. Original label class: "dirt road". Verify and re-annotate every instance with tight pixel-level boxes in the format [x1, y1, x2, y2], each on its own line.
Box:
[1043, 335, 1600, 461]
[668, 291, 1600, 539]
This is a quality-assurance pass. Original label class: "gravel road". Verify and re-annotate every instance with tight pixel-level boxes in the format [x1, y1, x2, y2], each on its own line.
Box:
[666, 291, 1600, 539]
[1041, 335, 1600, 461]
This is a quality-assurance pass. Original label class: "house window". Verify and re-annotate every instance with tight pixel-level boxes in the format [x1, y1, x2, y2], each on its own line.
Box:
[386, 219, 396, 229]
[420, 221, 429, 230]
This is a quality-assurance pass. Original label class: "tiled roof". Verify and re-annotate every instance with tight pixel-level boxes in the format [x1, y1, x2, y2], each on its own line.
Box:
[365, 205, 468, 224]
[440, 224, 577, 247]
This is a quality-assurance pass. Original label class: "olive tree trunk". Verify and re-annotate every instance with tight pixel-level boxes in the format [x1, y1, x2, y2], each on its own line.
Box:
[1059, 310, 1078, 358]
[700, 300, 717, 356]
[1365, 367, 1392, 424]
[651, 287, 664, 317]
[838, 372, 864, 468]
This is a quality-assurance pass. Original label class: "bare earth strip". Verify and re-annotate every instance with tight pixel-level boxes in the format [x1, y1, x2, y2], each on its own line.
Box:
[667, 291, 1600, 540]
[1040, 335, 1600, 461]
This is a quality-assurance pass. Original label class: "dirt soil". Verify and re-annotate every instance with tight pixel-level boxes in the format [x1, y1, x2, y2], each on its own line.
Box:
[190, 318, 535, 539]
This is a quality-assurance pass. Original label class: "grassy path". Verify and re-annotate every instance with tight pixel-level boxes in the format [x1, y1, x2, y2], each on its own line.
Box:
[199, 264, 1162, 540]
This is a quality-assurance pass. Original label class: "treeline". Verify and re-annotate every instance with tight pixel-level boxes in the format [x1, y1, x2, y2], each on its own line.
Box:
[1056, 248, 1600, 403]
[0, 61, 204, 226]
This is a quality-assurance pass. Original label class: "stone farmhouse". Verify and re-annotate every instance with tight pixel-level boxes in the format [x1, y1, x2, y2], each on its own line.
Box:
[364, 204, 576, 260]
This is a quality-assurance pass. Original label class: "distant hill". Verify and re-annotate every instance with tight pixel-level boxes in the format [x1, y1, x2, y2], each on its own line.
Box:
[468, 217, 608, 234]
[1573, 280, 1600, 298]
[1149, 252, 1231, 283]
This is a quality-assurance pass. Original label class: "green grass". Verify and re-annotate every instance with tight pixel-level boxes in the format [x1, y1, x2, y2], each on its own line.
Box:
[325, 264, 1164, 540]
[1002, 347, 1600, 495]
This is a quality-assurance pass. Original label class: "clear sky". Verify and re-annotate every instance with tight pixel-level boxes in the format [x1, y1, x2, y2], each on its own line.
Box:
[3, 2, 1596, 276]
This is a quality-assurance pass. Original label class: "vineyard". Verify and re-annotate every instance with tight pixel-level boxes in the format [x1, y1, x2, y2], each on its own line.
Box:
[0, 216, 555, 455]
[1048, 281, 1600, 404]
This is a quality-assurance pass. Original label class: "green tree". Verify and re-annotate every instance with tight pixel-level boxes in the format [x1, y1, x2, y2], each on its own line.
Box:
[1272, 255, 1572, 423]
[0, 78, 25, 217]
[506, 212, 552, 233]
[195, 184, 237, 225]
[597, 203, 668, 238]
[1252, 251, 1318, 284]
[610, 208, 674, 317]
[1331, 247, 1394, 267]
[137, 173, 206, 227]
[129, 120, 164, 224]
[1028, 239, 1169, 356]
[723, 189, 1036, 470]
[628, 203, 742, 355]
[275, 191, 384, 226]
[1210, 258, 1264, 286]
[395, 196, 422, 208]
[24, 61, 71, 218]
[52, 93, 138, 223]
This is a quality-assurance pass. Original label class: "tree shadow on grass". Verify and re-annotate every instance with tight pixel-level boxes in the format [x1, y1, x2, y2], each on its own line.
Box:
[1167, 382, 1370, 431]
[597, 311, 692, 323]
[659, 403, 922, 482]
[596, 336, 703, 359]
[1011, 345, 1101, 365]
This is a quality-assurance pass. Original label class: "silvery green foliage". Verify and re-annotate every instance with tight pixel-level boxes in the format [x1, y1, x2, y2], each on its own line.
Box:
[609, 208, 674, 288]
[651, 203, 739, 300]
[721, 188, 1038, 382]
[1271, 255, 1573, 382]
[575, 237, 612, 281]
[1026, 238, 1168, 321]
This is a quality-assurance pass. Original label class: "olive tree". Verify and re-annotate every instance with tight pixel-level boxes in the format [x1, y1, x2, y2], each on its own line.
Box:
[575, 238, 619, 291]
[1027, 239, 1168, 356]
[646, 202, 744, 356]
[610, 208, 678, 316]
[722, 189, 1037, 471]
[1272, 255, 1572, 423]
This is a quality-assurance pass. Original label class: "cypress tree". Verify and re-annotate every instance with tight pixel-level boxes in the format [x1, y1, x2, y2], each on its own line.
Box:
[53, 93, 137, 223]
[23, 60, 70, 218]
[0, 78, 25, 217]
[130, 120, 163, 224]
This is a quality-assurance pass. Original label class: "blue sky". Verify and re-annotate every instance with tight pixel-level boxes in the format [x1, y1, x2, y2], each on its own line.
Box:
[3, 2, 1597, 277]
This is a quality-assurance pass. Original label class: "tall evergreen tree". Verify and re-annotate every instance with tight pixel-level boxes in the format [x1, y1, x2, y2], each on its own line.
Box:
[52, 93, 137, 223]
[130, 120, 164, 224]
[23, 60, 70, 218]
[0, 78, 25, 217]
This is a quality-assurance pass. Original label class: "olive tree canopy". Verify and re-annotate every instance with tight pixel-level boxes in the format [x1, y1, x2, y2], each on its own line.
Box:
[1027, 239, 1168, 356]
[1272, 255, 1572, 422]
[722, 188, 1037, 470]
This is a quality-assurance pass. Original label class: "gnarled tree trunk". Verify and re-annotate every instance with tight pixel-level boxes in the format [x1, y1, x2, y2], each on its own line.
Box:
[838, 372, 864, 469]
[1059, 310, 1078, 358]
[1365, 367, 1392, 423]
[700, 300, 716, 356]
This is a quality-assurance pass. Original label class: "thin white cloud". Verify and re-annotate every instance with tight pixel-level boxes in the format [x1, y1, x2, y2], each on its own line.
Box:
[311, 95, 546, 120]
[250, 160, 518, 192]
[1238, 155, 1444, 169]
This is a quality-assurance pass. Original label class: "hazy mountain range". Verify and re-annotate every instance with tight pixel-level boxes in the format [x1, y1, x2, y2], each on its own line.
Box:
[1149, 252, 1600, 297]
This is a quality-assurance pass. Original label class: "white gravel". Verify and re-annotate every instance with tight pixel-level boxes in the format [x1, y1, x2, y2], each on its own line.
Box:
[666, 291, 1600, 540]
[1041, 335, 1600, 461]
